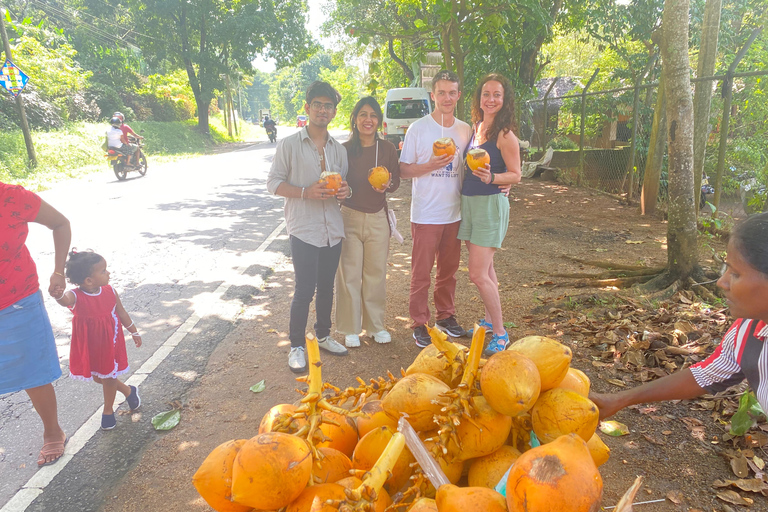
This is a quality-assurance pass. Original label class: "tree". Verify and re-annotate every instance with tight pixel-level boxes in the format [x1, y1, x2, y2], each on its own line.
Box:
[268, 53, 336, 123]
[327, 0, 568, 117]
[319, 65, 361, 128]
[129, 0, 313, 132]
[648, 0, 698, 289]
[244, 71, 271, 121]
[692, 0, 722, 212]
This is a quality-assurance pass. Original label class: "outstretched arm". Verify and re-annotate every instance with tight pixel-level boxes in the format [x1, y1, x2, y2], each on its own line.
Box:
[589, 368, 705, 420]
[33, 199, 71, 298]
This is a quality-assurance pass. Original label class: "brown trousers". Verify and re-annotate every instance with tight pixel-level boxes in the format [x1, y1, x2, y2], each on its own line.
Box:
[409, 221, 461, 328]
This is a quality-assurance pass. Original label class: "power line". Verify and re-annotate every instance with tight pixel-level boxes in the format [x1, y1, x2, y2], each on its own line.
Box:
[27, 0, 150, 49]
[27, 0, 124, 47]
[47, 0, 159, 41]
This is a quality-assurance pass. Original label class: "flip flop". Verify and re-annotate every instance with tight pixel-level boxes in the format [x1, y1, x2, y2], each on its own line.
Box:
[37, 436, 68, 467]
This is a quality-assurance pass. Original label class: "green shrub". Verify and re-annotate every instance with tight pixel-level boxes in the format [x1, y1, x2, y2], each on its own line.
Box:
[86, 83, 125, 121]
[548, 136, 579, 150]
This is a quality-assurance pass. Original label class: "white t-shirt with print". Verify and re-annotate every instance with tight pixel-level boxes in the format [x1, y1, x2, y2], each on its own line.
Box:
[400, 114, 472, 224]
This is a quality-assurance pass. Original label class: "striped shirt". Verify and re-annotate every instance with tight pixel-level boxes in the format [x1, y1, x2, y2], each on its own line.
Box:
[690, 319, 768, 411]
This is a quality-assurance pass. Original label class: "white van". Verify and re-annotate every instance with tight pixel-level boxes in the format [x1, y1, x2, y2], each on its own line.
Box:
[382, 87, 432, 148]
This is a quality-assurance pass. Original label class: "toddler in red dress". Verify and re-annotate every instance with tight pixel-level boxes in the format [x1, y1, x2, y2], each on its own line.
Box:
[55, 250, 142, 430]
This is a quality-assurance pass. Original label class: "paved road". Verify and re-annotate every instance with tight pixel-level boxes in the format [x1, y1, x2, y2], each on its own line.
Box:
[0, 127, 328, 510]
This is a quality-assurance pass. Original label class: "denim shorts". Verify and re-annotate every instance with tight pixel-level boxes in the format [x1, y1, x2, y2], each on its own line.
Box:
[0, 291, 62, 395]
[457, 193, 510, 248]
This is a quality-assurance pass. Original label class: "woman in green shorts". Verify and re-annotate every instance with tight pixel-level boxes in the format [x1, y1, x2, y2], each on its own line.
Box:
[458, 73, 522, 356]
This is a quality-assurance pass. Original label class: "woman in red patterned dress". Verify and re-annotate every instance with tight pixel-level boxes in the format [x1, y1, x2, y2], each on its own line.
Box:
[0, 181, 70, 466]
[55, 250, 142, 430]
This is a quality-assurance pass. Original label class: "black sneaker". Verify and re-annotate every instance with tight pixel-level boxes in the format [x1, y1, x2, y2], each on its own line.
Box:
[126, 385, 141, 411]
[435, 315, 468, 338]
[412, 325, 431, 348]
[101, 413, 116, 430]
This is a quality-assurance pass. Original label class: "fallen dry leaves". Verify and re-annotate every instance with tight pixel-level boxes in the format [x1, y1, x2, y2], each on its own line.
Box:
[525, 291, 768, 507]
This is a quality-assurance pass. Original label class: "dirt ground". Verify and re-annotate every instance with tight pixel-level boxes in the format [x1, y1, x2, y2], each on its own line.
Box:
[104, 177, 765, 512]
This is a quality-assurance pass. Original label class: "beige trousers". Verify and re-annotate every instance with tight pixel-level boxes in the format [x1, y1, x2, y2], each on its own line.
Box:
[335, 206, 390, 335]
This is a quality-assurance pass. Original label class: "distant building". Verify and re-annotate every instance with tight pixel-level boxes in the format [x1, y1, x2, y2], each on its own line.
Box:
[420, 52, 443, 89]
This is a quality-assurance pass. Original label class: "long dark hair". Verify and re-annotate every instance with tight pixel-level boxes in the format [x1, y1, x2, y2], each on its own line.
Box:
[731, 212, 768, 276]
[347, 96, 383, 158]
[471, 73, 517, 144]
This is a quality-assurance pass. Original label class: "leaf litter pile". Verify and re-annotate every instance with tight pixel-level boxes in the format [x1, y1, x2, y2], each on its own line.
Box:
[526, 290, 768, 508]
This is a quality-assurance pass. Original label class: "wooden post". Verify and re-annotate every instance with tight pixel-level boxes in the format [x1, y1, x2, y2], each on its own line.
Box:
[579, 69, 600, 185]
[542, 77, 558, 150]
[641, 76, 666, 216]
[226, 74, 237, 137]
[712, 25, 763, 215]
[0, 8, 36, 167]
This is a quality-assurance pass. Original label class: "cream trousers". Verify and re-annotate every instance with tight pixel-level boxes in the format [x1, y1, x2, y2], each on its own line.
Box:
[335, 206, 390, 335]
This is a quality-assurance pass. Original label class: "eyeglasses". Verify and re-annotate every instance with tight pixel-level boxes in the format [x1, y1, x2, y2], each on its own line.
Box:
[310, 101, 336, 112]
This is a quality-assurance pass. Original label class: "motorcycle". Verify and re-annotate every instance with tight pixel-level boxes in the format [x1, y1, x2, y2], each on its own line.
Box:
[700, 173, 715, 209]
[266, 125, 277, 143]
[105, 135, 147, 181]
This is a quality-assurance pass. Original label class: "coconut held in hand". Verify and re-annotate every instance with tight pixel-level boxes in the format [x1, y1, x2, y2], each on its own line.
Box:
[433, 138, 456, 157]
[320, 171, 342, 194]
[368, 166, 391, 191]
[467, 148, 490, 172]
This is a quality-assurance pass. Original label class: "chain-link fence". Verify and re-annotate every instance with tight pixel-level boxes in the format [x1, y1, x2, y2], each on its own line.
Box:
[520, 67, 768, 211]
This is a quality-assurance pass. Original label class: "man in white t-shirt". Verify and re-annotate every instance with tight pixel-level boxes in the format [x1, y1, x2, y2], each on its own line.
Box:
[400, 70, 473, 347]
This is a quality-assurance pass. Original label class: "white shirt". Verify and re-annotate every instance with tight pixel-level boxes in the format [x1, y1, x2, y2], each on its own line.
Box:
[106, 127, 123, 148]
[400, 114, 472, 224]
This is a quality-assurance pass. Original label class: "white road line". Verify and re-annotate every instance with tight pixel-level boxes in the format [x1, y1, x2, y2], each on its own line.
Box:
[1, 220, 287, 512]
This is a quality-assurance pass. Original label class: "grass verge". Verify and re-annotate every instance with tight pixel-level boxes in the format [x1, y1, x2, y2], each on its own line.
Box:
[0, 114, 265, 190]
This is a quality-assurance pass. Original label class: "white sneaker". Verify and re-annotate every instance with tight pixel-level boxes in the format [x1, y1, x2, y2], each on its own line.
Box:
[317, 336, 349, 356]
[372, 330, 392, 344]
[344, 334, 360, 348]
[288, 346, 307, 373]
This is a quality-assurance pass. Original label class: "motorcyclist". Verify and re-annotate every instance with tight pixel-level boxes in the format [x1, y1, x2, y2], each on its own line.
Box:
[113, 111, 144, 167]
[263, 115, 277, 136]
[104, 117, 138, 163]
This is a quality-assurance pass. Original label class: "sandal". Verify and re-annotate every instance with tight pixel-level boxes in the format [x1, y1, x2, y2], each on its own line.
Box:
[37, 436, 68, 467]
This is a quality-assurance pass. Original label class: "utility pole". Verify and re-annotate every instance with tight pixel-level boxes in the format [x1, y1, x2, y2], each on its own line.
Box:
[0, 7, 37, 166]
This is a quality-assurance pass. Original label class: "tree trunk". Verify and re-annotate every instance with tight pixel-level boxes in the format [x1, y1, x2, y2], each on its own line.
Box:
[449, 14, 465, 119]
[692, 0, 722, 214]
[178, 1, 207, 133]
[518, 0, 565, 89]
[387, 39, 414, 83]
[225, 74, 234, 137]
[198, 100, 210, 131]
[223, 95, 231, 136]
[197, 3, 209, 133]
[641, 75, 666, 215]
[661, 0, 698, 281]
[440, 25, 453, 71]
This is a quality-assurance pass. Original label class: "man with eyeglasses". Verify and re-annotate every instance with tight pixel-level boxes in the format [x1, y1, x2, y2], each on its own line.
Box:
[267, 81, 351, 372]
[399, 70, 473, 347]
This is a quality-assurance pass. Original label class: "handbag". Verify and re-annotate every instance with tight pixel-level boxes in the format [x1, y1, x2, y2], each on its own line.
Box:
[387, 206, 404, 244]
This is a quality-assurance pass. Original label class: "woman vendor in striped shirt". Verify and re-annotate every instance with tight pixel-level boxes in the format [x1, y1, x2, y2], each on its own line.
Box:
[590, 212, 768, 418]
